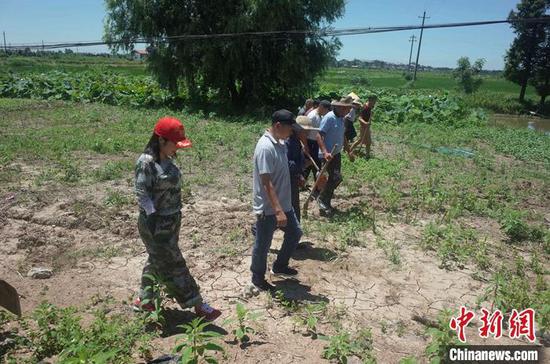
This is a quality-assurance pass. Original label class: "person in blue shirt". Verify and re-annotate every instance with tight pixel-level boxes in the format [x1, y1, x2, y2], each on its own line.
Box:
[316, 97, 354, 216]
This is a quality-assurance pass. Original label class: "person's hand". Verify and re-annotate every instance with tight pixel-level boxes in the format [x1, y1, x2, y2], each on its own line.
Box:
[323, 152, 333, 161]
[145, 212, 157, 232]
[275, 210, 287, 228]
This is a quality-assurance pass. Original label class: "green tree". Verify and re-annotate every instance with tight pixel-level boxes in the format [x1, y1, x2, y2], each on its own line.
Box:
[503, 0, 549, 102]
[452, 57, 485, 94]
[530, 26, 550, 110]
[104, 0, 345, 110]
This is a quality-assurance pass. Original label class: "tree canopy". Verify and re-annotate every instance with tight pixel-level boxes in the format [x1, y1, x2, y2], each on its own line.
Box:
[104, 0, 345, 111]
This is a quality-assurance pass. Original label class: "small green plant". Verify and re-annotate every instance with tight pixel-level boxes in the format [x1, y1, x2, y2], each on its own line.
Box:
[58, 158, 81, 183]
[320, 328, 375, 364]
[104, 189, 132, 207]
[274, 290, 299, 313]
[320, 330, 354, 363]
[399, 356, 418, 364]
[18, 302, 155, 363]
[293, 302, 327, 338]
[224, 303, 261, 344]
[141, 273, 174, 327]
[376, 237, 402, 267]
[28, 303, 83, 360]
[499, 209, 531, 242]
[425, 309, 462, 364]
[478, 266, 549, 334]
[420, 222, 487, 270]
[173, 317, 224, 364]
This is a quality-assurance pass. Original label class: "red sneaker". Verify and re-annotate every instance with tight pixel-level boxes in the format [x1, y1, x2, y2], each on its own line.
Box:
[195, 302, 222, 321]
[132, 297, 155, 312]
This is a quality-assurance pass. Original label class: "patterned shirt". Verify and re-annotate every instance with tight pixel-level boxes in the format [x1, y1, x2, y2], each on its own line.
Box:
[135, 153, 182, 216]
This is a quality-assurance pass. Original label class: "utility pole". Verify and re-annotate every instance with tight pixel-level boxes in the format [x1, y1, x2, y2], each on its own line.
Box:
[407, 35, 417, 73]
[413, 11, 430, 81]
[3, 32, 7, 53]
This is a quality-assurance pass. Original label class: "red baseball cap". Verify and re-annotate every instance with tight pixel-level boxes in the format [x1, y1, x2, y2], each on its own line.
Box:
[153, 117, 192, 149]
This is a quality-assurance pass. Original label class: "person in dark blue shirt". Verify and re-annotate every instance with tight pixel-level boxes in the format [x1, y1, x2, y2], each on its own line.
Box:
[287, 116, 321, 222]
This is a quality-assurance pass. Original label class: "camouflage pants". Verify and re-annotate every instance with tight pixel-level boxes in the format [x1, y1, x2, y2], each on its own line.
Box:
[138, 211, 202, 308]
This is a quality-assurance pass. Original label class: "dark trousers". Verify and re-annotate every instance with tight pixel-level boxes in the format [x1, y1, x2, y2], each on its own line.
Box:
[290, 175, 301, 222]
[319, 153, 342, 207]
[250, 210, 302, 283]
[303, 139, 320, 182]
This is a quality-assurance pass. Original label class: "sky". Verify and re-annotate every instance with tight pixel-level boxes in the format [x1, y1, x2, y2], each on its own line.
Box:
[0, 0, 521, 70]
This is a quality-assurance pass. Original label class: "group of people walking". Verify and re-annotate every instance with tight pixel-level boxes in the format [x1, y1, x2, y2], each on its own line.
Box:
[131, 93, 377, 320]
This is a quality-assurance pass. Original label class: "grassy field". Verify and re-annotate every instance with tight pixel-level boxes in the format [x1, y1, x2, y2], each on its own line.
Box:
[0, 97, 548, 363]
[3, 54, 545, 116]
[319, 67, 538, 98]
[2, 55, 537, 97]
[0, 54, 147, 76]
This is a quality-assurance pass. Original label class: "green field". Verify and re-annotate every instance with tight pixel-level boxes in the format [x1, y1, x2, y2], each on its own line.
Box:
[319, 67, 538, 97]
[0, 54, 147, 76]
[1, 55, 537, 97]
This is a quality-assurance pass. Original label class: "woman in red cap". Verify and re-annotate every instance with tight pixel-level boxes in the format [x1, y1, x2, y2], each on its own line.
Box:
[133, 116, 221, 321]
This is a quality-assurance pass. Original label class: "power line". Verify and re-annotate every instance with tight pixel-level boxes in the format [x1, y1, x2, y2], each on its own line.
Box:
[414, 11, 430, 81]
[3, 17, 549, 50]
[408, 35, 417, 73]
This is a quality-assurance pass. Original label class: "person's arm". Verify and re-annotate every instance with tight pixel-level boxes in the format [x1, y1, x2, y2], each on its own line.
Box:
[358, 115, 370, 127]
[135, 158, 156, 216]
[316, 132, 332, 161]
[260, 174, 287, 227]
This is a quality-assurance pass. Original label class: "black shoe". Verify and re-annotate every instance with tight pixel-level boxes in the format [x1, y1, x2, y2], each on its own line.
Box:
[252, 279, 276, 292]
[318, 198, 330, 211]
[270, 266, 298, 278]
[318, 199, 334, 217]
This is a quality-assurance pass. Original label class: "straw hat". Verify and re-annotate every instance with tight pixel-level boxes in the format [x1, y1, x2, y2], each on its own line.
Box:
[295, 115, 321, 131]
[331, 96, 354, 107]
[347, 92, 362, 106]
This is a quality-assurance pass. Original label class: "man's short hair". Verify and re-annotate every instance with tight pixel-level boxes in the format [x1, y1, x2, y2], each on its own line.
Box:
[368, 95, 378, 101]
[312, 99, 320, 108]
[319, 100, 331, 109]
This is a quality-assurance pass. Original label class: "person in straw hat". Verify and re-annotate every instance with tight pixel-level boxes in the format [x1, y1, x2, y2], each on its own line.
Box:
[350, 94, 378, 159]
[316, 96, 354, 216]
[287, 115, 321, 222]
[344, 92, 363, 162]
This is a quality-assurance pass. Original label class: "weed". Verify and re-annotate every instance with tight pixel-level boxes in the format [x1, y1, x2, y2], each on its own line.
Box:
[293, 302, 328, 338]
[140, 273, 175, 327]
[173, 317, 224, 364]
[274, 290, 299, 313]
[224, 302, 261, 344]
[104, 189, 133, 207]
[425, 309, 463, 364]
[320, 327, 376, 364]
[421, 222, 488, 270]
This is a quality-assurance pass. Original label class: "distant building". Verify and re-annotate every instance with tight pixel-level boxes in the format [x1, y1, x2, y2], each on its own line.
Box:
[131, 50, 148, 61]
